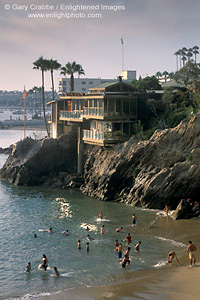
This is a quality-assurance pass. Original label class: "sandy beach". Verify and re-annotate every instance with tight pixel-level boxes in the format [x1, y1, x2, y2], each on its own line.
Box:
[37, 216, 200, 300]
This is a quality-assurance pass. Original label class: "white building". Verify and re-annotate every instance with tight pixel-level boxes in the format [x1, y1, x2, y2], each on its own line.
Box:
[58, 70, 136, 94]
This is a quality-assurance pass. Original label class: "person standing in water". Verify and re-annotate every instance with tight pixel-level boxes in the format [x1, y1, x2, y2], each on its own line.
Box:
[132, 214, 136, 226]
[124, 233, 132, 245]
[125, 247, 131, 264]
[187, 241, 197, 267]
[115, 243, 123, 259]
[101, 225, 105, 234]
[41, 254, 48, 271]
[77, 240, 81, 249]
[86, 242, 90, 252]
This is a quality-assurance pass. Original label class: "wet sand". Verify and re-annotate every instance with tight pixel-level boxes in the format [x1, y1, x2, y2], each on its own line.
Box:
[37, 216, 200, 300]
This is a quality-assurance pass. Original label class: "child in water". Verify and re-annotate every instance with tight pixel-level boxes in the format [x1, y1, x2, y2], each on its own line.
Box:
[78, 240, 81, 249]
[25, 262, 31, 272]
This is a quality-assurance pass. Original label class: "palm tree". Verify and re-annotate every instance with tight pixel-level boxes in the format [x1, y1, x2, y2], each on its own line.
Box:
[162, 71, 169, 82]
[60, 61, 85, 92]
[192, 46, 199, 64]
[46, 59, 61, 100]
[181, 55, 187, 66]
[174, 51, 179, 71]
[168, 72, 175, 80]
[186, 50, 193, 62]
[33, 56, 49, 136]
[155, 71, 162, 80]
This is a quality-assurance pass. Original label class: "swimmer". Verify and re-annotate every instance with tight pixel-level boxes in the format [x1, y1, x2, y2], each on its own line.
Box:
[168, 251, 179, 265]
[115, 243, 122, 259]
[86, 242, 89, 252]
[86, 226, 90, 231]
[101, 225, 105, 234]
[40, 254, 48, 271]
[123, 233, 132, 245]
[54, 266, 60, 277]
[87, 234, 95, 241]
[78, 240, 81, 249]
[62, 229, 71, 236]
[116, 227, 123, 232]
[34, 234, 37, 238]
[25, 262, 31, 272]
[98, 212, 103, 219]
[48, 228, 53, 233]
[135, 241, 141, 252]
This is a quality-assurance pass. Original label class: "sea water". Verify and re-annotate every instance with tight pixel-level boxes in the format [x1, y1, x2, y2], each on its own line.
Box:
[0, 130, 187, 300]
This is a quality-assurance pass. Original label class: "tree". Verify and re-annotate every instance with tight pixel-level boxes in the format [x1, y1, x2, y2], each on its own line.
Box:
[162, 71, 169, 82]
[131, 76, 161, 92]
[60, 61, 85, 92]
[175, 61, 200, 92]
[192, 46, 199, 64]
[46, 59, 61, 100]
[155, 72, 162, 80]
[33, 56, 49, 136]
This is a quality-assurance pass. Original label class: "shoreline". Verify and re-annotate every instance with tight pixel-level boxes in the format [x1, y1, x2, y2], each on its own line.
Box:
[35, 216, 200, 300]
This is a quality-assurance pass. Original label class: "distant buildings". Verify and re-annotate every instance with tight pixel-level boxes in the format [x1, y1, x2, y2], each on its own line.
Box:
[58, 70, 136, 94]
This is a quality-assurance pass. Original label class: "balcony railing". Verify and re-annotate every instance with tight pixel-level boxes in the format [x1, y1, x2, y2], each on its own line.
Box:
[83, 108, 104, 117]
[60, 110, 83, 120]
[83, 130, 116, 141]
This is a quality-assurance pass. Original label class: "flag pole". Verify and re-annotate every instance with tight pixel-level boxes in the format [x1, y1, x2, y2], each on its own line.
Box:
[23, 86, 28, 139]
[121, 36, 124, 72]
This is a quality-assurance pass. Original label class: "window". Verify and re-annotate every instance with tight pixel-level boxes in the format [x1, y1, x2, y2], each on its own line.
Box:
[82, 81, 86, 85]
[82, 88, 86, 91]
[63, 81, 66, 86]
[89, 81, 93, 85]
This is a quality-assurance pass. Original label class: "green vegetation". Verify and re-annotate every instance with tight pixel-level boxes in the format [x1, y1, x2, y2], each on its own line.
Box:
[130, 58, 200, 140]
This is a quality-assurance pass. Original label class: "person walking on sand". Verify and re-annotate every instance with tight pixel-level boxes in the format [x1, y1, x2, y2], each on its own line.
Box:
[187, 241, 197, 267]
[167, 251, 179, 265]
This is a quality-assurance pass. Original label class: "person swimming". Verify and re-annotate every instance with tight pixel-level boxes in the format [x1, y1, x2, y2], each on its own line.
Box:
[62, 229, 71, 235]
[87, 234, 95, 241]
[25, 262, 31, 272]
[101, 225, 105, 234]
[77, 240, 81, 249]
[116, 227, 123, 232]
[86, 242, 89, 252]
[54, 266, 60, 277]
[98, 212, 103, 219]
[135, 241, 141, 252]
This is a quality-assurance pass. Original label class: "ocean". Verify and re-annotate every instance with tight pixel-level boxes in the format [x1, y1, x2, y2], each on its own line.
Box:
[0, 129, 187, 300]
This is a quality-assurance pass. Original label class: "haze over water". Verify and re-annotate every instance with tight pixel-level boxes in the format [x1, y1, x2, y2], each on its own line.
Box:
[0, 130, 186, 300]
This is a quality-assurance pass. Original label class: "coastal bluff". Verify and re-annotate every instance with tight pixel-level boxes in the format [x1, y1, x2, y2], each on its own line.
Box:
[0, 129, 77, 186]
[1, 113, 200, 218]
[81, 113, 200, 215]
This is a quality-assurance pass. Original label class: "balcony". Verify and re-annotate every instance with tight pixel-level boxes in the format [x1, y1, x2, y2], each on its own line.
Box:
[83, 108, 104, 118]
[83, 130, 117, 145]
[59, 110, 83, 122]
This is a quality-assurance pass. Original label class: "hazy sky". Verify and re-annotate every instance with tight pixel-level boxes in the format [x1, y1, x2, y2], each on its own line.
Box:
[1, 0, 200, 91]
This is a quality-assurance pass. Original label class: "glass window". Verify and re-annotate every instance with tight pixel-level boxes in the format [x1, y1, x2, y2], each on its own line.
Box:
[82, 88, 86, 91]
[82, 81, 86, 85]
[89, 81, 93, 85]
[99, 99, 103, 108]
[116, 99, 121, 114]
[94, 99, 97, 107]
[89, 99, 93, 107]
[63, 81, 66, 86]
[123, 99, 129, 115]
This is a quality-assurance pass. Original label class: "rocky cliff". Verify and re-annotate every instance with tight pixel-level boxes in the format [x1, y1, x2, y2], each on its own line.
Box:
[1, 113, 200, 217]
[0, 129, 77, 185]
[81, 113, 200, 211]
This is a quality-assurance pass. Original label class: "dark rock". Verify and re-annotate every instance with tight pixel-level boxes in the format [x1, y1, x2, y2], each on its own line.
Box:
[0, 129, 77, 185]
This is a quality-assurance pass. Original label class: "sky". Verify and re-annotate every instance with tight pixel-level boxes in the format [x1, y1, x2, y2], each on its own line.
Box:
[0, 0, 200, 91]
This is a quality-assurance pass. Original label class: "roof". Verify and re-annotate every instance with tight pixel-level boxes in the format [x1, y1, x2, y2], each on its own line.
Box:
[161, 79, 184, 89]
[89, 81, 119, 90]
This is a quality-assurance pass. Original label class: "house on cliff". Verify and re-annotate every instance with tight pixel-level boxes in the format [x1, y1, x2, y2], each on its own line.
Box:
[48, 78, 137, 146]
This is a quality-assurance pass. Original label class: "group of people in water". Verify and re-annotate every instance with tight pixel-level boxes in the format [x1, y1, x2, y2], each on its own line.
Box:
[25, 210, 197, 275]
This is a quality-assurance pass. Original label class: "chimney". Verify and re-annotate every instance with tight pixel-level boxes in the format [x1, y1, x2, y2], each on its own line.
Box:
[117, 76, 122, 82]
